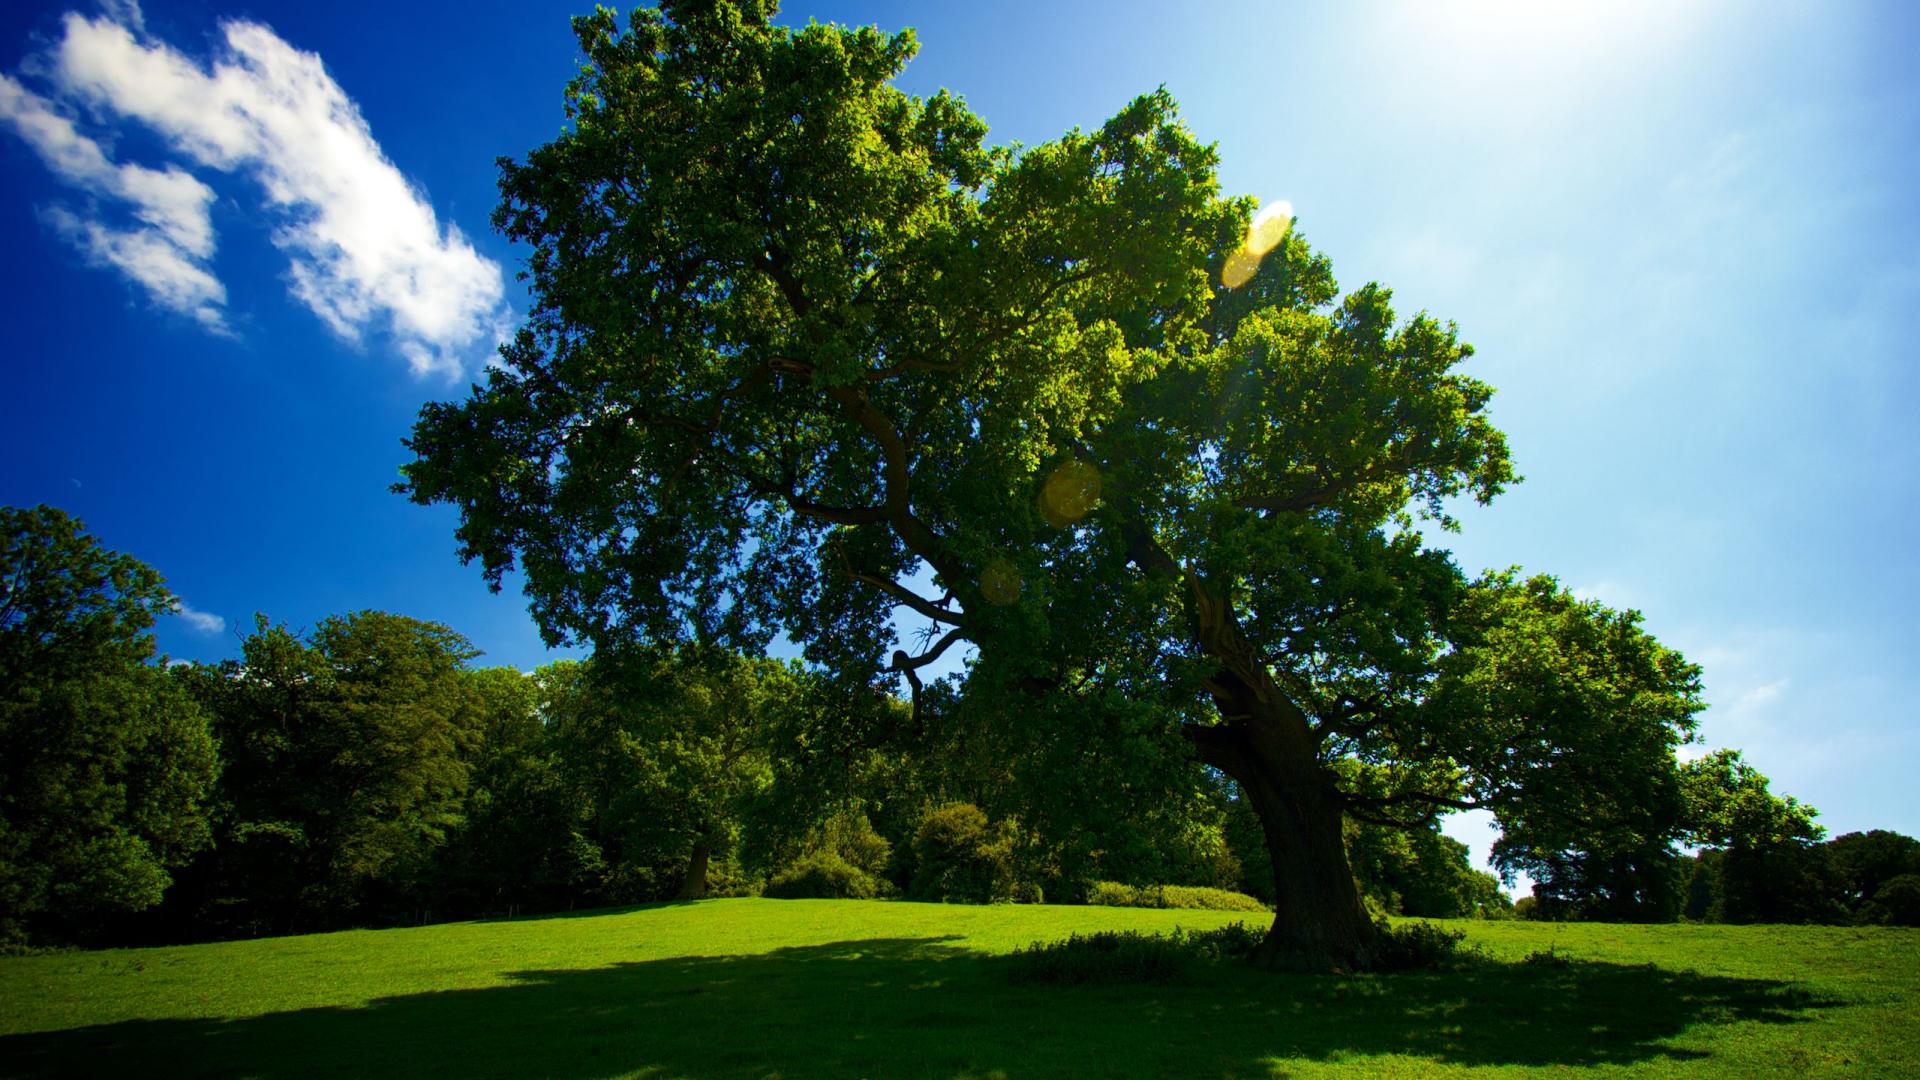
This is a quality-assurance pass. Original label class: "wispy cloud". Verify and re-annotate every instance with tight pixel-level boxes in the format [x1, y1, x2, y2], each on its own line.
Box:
[0, 2, 507, 378]
[0, 70, 225, 330]
[1729, 677, 1789, 714]
[173, 599, 225, 634]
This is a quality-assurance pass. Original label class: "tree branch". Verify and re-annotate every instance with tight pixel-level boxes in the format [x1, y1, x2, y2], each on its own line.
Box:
[846, 569, 969, 627]
[781, 495, 890, 526]
[890, 626, 968, 674]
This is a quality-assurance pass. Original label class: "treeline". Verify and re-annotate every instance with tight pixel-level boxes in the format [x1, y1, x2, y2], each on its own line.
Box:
[1505, 746, 1920, 927]
[5, 506, 1914, 946]
[2, 506, 1510, 945]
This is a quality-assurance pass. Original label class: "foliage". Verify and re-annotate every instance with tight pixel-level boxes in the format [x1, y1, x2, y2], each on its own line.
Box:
[394, 0, 1747, 971]
[432, 666, 600, 916]
[1867, 875, 1920, 927]
[1345, 817, 1511, 919]
[1678, 750, 1842, 925]
[1680, 749, 1823, 851]
[763, 808, 897, 901]
[1427, 573, 1704, 922]
[0, 505, 218, 942]
[763, 849, 888, 900]
[542, 648, 820, 903]
[909, 802, 1023, 904]
[1366, 920, 1477, 972]
[180, 612, 484, 932]
[1827, 830, 1920, 916]
[1083, 881, 1268, 913]
[1007, 923, 1265, 985]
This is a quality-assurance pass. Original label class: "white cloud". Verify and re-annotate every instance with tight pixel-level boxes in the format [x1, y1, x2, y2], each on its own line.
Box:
[42, 205, 228, 331]
[0, 7, 507, 378]
[98, 0, 144, 35]
[0, 71, 222, 326]
[173, 600, 226, 634]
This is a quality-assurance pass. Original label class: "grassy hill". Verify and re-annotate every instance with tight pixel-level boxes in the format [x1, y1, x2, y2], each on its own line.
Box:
[2, 898, 1915, 1078]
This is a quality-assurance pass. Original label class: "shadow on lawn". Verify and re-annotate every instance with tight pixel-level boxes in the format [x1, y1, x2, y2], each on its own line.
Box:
[0, 939, 1836, 1079]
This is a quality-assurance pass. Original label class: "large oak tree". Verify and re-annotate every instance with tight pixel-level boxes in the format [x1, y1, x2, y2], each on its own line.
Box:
[402, 0, 1700, 968]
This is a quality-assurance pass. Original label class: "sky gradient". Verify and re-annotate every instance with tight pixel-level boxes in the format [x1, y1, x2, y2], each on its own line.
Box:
[3, 0, 1915, 878]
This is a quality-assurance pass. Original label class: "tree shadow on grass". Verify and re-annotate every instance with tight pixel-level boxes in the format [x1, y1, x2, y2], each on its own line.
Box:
[0, 939, 1838, 1079]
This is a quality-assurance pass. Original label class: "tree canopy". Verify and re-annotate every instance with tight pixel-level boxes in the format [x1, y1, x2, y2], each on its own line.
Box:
[400, 0, 1715, 969]
[0, 505, 218, 942]
[180, 612, 484, 932]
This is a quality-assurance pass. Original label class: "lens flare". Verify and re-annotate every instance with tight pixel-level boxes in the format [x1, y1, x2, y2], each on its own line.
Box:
[980, 559, 1022, 605]
[1220, 248, 1262, 290]
[1220, 198, 1293, 290]
[1247, 199, 1293, 256]
[1038, 458, 1102, 528]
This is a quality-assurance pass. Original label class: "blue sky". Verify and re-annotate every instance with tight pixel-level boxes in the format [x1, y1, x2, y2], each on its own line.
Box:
[3, 0, 1915, 875]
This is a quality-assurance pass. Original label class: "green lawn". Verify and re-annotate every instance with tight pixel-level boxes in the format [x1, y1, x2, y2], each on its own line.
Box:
[2, 899, 1914, 1078]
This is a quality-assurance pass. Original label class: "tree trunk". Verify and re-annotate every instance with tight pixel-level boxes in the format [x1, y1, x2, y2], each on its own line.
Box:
[1193, 711, 1377, 972]
[678, 833, 712, 901]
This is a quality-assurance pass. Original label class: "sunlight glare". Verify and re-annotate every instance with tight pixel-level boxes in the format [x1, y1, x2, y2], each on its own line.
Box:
[1221, 199, 1293, 289]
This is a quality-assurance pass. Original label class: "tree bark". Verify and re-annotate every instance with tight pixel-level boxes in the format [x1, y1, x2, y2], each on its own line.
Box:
[678, 832, 712, 901]
[1193, 707, 1377, 972]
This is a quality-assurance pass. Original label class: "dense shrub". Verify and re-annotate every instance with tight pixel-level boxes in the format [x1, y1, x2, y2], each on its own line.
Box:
[764, 850, 891, 900]
[821, 811, 894, 881]
[1084, 881, 1268, 913]
[1008, 924, 1264, 985]
[909, 803, 1016, 903]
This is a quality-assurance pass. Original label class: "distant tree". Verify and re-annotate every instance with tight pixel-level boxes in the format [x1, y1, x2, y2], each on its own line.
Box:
[393, 2, 1743, 969]
[1345, 818, 1509, 919]
[1865, 874, 1920, 927]
[1824, 830, 1920, 921]
[1678, 749, 1839, 924]
[909, 802, 1018, 904]
[188, 612, 484, 931]
[1428, 574, 1705, 923]
[433, 666, 596, 916]
[0, 506, 218, 942]
[613, 647, 790, 899]
[1681, 749, 1823, 851]
[548, 648, 803, 901]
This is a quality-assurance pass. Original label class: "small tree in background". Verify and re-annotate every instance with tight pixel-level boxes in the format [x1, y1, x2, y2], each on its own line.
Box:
[1428, 574, 1703, 923]
[1679, 750, 1839, 924]
[909, 802, 1018, 904]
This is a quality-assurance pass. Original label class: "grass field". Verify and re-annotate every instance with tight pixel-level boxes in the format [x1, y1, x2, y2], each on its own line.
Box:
[2, 899, 1915, 1078]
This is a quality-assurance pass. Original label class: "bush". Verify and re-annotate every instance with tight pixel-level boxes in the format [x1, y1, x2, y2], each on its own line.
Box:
[817, 810, 893, 881]
[910, 803, 1016, 904]
[1008, 924, 1264, 986]
[1367, 920, 1476, 972]
[764, 850, 890, 900]
[1084, 881, 1268, 913]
